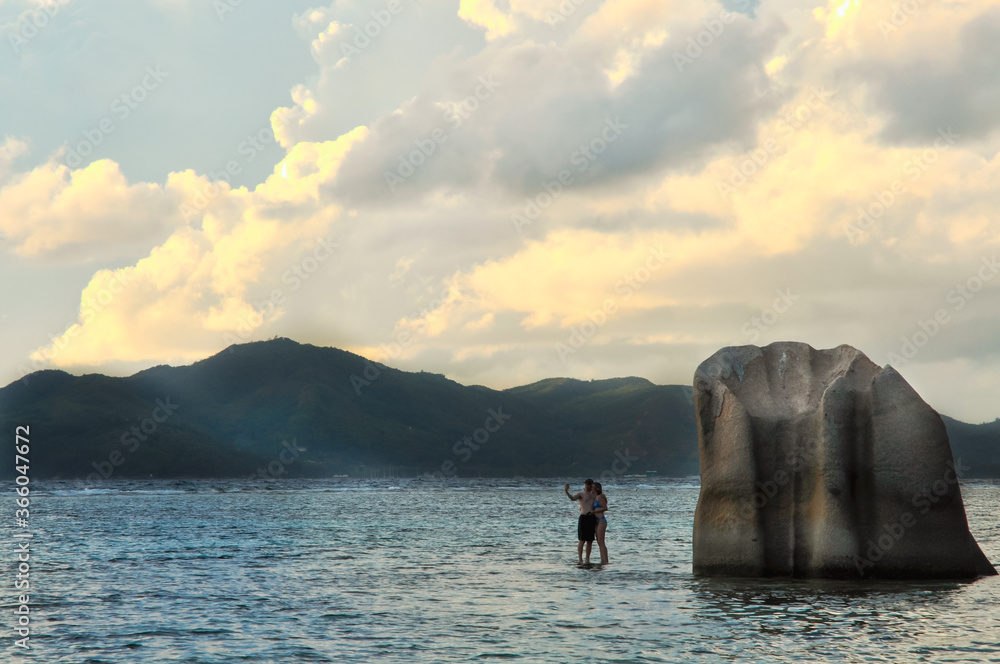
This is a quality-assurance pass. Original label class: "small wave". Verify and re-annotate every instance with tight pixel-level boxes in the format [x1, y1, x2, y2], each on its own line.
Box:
[48, 488, 123, 496]
[46, 488, 198, 496]
[474, 653, 522, 659]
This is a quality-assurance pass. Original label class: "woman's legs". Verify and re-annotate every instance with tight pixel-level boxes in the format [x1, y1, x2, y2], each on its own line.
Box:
[596, 520, 609, 564]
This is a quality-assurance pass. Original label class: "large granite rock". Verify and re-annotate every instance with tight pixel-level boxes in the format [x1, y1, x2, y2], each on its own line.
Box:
[692, 342, 995, 579]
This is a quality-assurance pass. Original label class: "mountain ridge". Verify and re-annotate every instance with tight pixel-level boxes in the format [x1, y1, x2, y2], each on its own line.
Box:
[1, 338, 996, 479]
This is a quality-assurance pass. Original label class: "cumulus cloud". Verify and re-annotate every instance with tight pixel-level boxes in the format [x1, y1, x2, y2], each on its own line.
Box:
[327, 14, 786, 205]
[860, 11, 1000, 144]
[458, 0, 516, 40]
[803, 0, 1000, 144]
[0, 159, 184, 261]
[272, 0, 482, 148]
[5, 0, 1000, 424]
[30, 129, 367, 366]
[0, 136, 28, 186]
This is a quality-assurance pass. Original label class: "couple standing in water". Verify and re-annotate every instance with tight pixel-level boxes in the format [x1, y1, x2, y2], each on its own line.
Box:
[563, 478, 609, 565]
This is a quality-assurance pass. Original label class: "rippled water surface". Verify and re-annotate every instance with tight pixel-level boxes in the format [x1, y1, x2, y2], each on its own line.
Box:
[7, 478, 1000, 662]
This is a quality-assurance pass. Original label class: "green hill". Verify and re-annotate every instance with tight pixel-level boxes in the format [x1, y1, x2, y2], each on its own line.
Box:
[942, 416, 1000, 478]
[0, 339, 698, 480]
[0, 338, 995, 479]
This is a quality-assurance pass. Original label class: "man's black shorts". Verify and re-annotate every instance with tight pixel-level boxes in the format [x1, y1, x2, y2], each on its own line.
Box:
[578, 513, 597, 542]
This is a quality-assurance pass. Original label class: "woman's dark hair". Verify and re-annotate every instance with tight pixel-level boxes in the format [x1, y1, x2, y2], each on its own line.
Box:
[594, 482, 603, 494]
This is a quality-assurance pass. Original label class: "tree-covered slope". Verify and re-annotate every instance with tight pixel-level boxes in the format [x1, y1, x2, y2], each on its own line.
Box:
[0, 338, 995, 479]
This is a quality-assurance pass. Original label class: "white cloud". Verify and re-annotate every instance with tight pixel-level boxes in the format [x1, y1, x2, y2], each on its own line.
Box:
[4, 0, 1000, 425]
[459, 0, 516, 40]
[0, 159, 184, 261]
[0, 136, 28, 186]
[29, 128, 367, 366]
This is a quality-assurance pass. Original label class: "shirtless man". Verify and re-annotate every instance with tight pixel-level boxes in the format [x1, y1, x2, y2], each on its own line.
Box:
[564, 479, 599, 564]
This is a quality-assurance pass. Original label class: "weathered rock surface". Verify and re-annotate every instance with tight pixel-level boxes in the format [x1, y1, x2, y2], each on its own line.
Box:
[692, 342, 996, 579]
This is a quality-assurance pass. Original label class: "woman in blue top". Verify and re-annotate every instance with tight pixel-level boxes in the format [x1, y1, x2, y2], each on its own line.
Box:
[594, 482, 609, 564]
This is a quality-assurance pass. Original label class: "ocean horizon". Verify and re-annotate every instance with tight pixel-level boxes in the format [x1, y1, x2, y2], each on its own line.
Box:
[7, 476, 999, 663]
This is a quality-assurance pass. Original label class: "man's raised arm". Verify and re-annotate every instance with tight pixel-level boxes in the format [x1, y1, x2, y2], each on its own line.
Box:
[564, 483, 580, 500]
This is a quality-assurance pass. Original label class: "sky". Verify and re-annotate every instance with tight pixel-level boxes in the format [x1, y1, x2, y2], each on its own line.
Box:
[1, 0, 999, 423]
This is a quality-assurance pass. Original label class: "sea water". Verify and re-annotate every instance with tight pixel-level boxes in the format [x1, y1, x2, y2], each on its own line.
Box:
[6, 478, 1000, 663]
